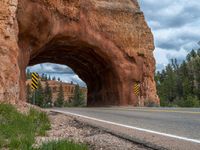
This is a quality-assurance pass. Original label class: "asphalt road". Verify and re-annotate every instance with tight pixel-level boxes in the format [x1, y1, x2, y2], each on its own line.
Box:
[51, 107, 200, 149]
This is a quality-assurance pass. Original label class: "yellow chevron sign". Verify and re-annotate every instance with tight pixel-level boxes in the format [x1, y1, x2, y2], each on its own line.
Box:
[31, 72, 39, 90]
[134, 83, 140, 96]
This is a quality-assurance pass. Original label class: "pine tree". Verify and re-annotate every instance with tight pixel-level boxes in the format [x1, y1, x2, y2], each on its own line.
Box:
[72, 85, 85, 107]
[155, 48, 200, 107]
[44, 81, 52, 108]
[52, 76, 56, 80]
[45, 74, 48, 81]
[48, 75, 51, 81]
[190, 49, 197, 58]
[26, 84, 32, 103]
[192, 54, 200, 99]
[54, 84, 64, 107]
[34, 81, 44, 107]
[197, 48, 200, 57]
[26, 69, 32, 79]
[41, 73, 45, 81]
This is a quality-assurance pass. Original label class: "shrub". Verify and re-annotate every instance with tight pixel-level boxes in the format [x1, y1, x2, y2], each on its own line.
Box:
[0, 104, 50, 149]
[180, 96, 200, 107]
[144, 100, 159, 107]
[0, 104, 88, 150]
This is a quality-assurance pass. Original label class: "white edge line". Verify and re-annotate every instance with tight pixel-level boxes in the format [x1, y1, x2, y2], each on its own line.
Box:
[52, 109, 200, 144]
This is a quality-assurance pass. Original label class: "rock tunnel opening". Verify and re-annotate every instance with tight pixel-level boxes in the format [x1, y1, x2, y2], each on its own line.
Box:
[0, 0, 160, 106]
[26, 62, 88, 106]
[25, 38, 121, 106]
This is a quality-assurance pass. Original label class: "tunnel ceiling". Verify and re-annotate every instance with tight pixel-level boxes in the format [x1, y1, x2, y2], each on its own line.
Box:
[28, 38, 119, 105]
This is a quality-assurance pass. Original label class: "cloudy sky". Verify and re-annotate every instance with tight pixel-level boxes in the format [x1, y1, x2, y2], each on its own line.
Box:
[139, 0, 200, 70]
[27, 63, 86, 86]
[28, 0, 200, 85]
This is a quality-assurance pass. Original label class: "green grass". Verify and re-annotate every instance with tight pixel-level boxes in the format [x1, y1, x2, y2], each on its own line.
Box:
[0, 104, 50, 149]
[0, 104, 88, 150]
[34, 140, 88, 150]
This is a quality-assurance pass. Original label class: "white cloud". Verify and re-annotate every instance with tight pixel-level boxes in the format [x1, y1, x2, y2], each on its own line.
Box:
[139, 0, 200, 70]
[154, 48, 188, 71]
[27, 63, 86, 87]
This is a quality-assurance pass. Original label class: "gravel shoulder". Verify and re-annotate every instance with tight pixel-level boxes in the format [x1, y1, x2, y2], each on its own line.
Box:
[35, 111, 151, 150]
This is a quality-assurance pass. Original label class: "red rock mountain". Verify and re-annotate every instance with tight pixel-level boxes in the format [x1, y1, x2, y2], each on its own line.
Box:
[0, 0, 159, 106]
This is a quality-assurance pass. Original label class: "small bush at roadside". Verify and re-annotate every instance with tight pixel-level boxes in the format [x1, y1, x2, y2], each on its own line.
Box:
[0, 104, 50, 149]
[144, 100, 159, 107]
[0, 103, 88, 150]
[178, 96, 200, 107]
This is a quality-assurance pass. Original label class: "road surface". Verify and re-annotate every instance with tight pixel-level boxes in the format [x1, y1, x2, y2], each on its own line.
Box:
[51, 107, 200, 150]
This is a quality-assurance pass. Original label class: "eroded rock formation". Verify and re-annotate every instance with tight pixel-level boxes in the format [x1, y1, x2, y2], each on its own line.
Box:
[0, 0, 160, 106]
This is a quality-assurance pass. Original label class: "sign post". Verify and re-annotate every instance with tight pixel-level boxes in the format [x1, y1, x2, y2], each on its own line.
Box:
[31, 72, 39, 105]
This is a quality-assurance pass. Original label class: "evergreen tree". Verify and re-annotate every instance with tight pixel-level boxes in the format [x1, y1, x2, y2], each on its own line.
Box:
[34, 81, 44, 107]
[41, 73, 45, 81]
[54, 84, 64, 107]
[190, 49, 197, 58]
[72, 85, 85, 107]
[44, 81, 52, 108]
[44, 74, 48, 81]
[26, 84, 32, 103]
[48, 75, 51, 81]
[155, 48, 200, 107]
[197, 48, 200, 57]
[26, 69, 32, 79]
[52, 76, 56, 80]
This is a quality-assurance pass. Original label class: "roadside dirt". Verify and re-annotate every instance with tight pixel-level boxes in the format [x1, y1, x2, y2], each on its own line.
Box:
[34, 111, 152, 150]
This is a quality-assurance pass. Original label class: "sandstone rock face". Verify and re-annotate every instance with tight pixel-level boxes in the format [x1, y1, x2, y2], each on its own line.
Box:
[0, 0, 160, 106]
[0, 0, 20, 104]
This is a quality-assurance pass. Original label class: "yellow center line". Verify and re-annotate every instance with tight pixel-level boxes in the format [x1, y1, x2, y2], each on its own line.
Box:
[101, 108, 200, 114]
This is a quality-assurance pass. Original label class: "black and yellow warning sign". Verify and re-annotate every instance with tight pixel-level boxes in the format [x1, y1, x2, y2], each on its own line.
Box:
[31, 72, 39, 90]
[134, 83, 140, 96]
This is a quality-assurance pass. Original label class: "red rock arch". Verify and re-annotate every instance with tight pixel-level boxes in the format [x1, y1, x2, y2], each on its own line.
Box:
[0, 0, 159, 106]
[27, 38, 124, 106]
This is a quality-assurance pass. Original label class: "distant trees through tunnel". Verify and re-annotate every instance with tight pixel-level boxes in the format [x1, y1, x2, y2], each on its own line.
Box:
[26, 63, 87, 107]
